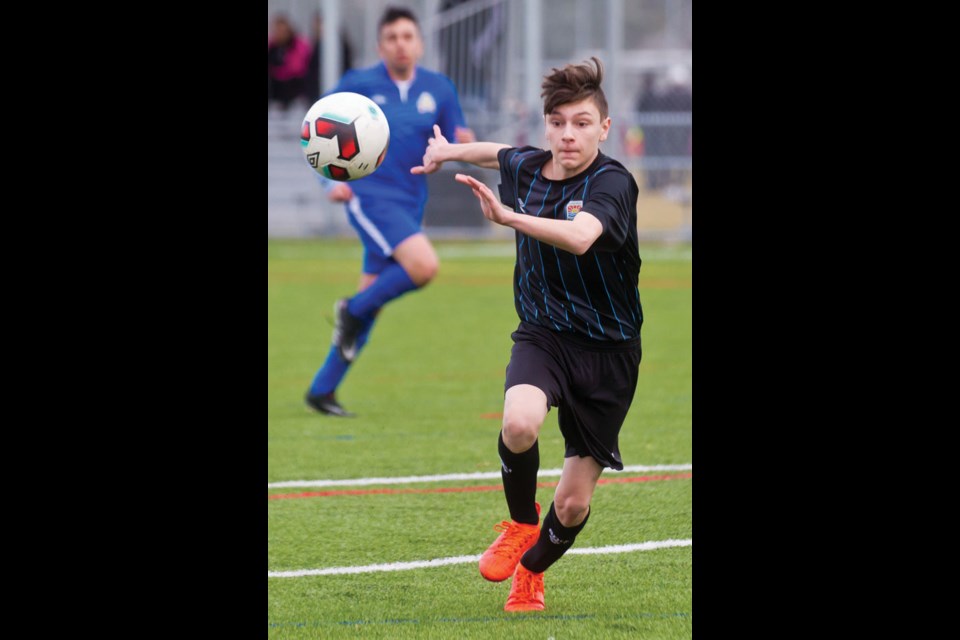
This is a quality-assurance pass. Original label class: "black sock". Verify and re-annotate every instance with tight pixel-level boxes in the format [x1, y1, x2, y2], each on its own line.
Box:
[498, 431, 539, 525]
[521, 501, 590, 573]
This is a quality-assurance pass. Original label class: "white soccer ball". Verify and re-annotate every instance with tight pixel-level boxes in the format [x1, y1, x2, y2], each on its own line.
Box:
[300, 92, 390, 181]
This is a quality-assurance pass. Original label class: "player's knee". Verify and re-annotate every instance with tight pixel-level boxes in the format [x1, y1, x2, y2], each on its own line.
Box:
[501, 414, 540, 452]
[554, 496, 590, 527]
[407, 254, 439, 286]
[419, 254, 440, 284]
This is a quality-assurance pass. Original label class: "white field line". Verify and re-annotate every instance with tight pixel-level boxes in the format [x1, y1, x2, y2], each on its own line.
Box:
[268, 538, 691, 578]
[267, 464, 692, 489]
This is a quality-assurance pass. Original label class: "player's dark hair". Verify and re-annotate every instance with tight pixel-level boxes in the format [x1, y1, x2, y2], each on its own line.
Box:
[541, 56, 608, 119]
[378, 6, 420, 35]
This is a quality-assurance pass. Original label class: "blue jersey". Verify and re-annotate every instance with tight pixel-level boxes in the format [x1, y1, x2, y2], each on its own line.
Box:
[328, 62, 468, 208]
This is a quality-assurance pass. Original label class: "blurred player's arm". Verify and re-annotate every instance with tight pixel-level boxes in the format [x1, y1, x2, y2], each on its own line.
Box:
[411, 125, 507, 174]
[315, 174, 354, 202]
[454, 126, 476, 143]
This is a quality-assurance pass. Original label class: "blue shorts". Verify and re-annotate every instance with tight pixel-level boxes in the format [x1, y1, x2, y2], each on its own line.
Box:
[345, 195, 424, 275]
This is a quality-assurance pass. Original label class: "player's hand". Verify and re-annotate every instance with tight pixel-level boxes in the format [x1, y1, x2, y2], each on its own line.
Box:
[455, 173, 515, 226]
[454, 126, 476, 143]
[411, 124, 450, 175]
[327, 183, 353, 202]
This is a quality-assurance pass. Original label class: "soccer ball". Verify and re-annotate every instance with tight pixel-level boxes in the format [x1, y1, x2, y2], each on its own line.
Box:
[300, 92, 390, 181]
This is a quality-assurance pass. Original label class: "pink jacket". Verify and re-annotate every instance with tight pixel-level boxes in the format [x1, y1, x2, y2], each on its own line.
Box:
[268, 36, 311, 81]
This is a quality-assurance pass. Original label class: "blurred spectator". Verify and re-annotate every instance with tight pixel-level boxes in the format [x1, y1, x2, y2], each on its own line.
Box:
[305, 12, 355, 104]
[636, 64, 692, 191]
[267, 14, 312, 112]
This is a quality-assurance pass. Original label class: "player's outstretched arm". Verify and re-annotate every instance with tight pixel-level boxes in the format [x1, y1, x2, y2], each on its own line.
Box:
[453, 173, 516, 226]
[411, 125, 508, 174]
[454, 174, 603, 255]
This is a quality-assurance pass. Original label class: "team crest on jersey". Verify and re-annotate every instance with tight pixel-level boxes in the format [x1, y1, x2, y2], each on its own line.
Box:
[416, 92, 437, 114]
[371, 94, 387, 105]
[566, 200, 583, 220]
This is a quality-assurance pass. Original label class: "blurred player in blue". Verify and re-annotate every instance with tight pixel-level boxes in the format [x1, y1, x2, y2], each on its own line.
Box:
[306, 6, 475, 417]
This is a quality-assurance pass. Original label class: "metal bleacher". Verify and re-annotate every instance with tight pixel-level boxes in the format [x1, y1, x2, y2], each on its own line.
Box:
[267, 108, 344, 237]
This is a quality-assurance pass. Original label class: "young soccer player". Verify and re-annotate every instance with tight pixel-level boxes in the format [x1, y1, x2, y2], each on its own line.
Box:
[412, 57, 642, 611]
[305, 6, 475, 417]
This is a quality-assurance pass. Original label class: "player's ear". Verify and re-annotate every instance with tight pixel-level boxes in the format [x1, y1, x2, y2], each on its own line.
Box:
[599, 117, 611, 141]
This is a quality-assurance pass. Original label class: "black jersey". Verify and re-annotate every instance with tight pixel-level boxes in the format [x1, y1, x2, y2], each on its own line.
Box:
[497, 146, 642, 342]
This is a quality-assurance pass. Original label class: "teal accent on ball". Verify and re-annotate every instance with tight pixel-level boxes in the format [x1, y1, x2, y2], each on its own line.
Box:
[300, 139, 309, 147]
[321, 166, 332, 179]
[320, 111, 352, 124]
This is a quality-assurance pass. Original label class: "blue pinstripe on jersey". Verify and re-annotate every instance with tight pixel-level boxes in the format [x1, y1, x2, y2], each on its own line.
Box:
[511, 152, 535, 323]
[575, 174, 604, 336]
[528, 175, 562, 330]
[551, 185, 575, 326]
[583, 167, 629, 339]
[594, 252, 626, 339]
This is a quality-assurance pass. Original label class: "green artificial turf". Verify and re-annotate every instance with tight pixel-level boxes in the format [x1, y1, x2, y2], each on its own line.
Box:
[268, 238, 692, 638]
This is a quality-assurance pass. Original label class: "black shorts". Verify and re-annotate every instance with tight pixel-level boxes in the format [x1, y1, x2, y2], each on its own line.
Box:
[503, 322, 642, 470]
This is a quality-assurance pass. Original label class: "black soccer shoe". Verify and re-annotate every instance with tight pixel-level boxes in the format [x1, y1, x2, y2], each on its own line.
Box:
[305, 392, 356, 418]
[331, 298, 364, 363]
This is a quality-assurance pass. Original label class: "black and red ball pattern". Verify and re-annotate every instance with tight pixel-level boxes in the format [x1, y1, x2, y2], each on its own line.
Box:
[312, 117, 360, 161]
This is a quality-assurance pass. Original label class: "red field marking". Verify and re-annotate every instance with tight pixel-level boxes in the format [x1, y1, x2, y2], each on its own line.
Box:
[593, 472, 692, 485]
[268, 472, 691, 500]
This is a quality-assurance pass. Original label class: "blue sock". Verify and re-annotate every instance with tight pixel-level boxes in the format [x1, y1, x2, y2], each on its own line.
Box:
[346, 263, 418, 320]
[308, 316, 376, 395]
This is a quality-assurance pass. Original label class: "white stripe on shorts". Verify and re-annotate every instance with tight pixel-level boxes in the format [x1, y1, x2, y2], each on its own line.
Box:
[347, 196, 393, 257]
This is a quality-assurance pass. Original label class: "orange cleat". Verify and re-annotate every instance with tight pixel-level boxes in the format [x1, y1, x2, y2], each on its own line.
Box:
[478, 503, 541, 582]
[504, 563, 545, 612]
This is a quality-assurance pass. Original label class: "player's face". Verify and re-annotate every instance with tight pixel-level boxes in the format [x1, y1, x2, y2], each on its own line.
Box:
[378, 18, 423, 80]
[543, 98, 611, 178]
